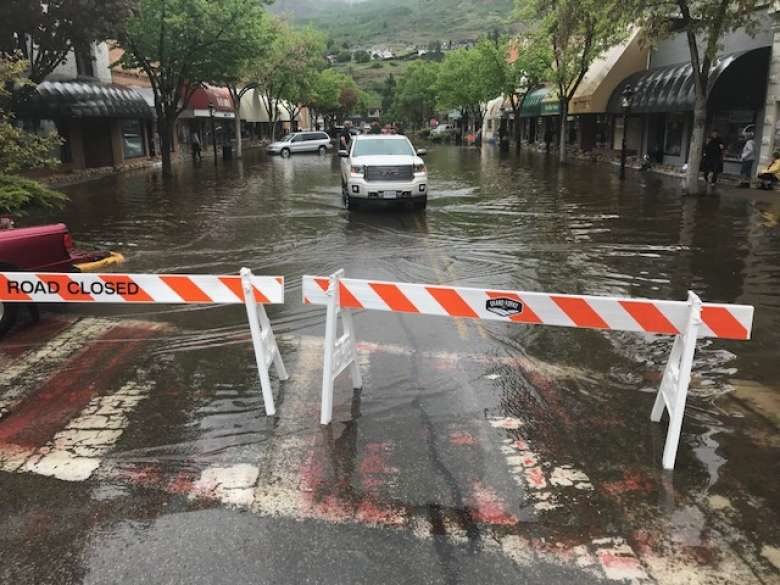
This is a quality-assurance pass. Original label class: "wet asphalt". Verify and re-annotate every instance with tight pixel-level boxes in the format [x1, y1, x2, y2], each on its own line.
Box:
[1, 145, 779, 584]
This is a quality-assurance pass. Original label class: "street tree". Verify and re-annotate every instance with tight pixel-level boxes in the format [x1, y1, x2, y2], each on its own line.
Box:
[0, 0, 135, 84]
[307, 69, 346, 130]
[254, 22, 326, 141]
[502, 37, 552, 147]
[119, 0, 271, 176]
[634, 0, 761, 193]
[436, 46, 502, 135]
[393, 60, 440, 128]
[381, 74, 397, 118]
[0, 58, 65, 214]
[213, 12, 276, 159]
[514, 0, 630, 163]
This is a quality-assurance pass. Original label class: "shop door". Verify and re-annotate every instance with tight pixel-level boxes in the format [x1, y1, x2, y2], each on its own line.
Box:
[82, 119, 114, 168]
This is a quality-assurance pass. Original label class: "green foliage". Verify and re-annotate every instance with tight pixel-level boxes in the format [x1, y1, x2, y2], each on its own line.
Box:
[503, 37, 552, 110]
[121, 0, 272, 110]
[335, 51, 353, 63]
[436, 46, 500, 117]
[354, 50, 371, 64]
[514, 0, 630, 103]
[119, 0, 274, 172]
[393, 60, 440, 128]
[253, 21, 326, 127]
[0, 58, 65, 214]
[0, 0, 136, 83]
[370, 62, 383, 70]
[0, 175, 66, 216]
[272, 0, 515, 48]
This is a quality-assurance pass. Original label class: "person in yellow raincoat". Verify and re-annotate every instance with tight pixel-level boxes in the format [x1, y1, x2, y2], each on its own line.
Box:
[758, 151, 780, 189]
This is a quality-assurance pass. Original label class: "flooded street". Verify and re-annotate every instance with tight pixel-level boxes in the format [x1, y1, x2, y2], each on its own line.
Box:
[2, 145, 779, 584]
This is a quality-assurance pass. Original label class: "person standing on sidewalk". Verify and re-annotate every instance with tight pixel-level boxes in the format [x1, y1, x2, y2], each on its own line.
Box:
[739, 132, 755, 188]
[701, 130, 724, 185]
[191, 131, 202, 162]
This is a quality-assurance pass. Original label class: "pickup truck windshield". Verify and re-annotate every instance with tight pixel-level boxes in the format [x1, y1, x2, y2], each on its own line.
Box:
[352, 139, 415, 157]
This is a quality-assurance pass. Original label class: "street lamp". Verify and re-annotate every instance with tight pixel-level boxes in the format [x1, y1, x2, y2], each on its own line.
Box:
[208, 101, 218, 166]
[619, 84, 635, 180]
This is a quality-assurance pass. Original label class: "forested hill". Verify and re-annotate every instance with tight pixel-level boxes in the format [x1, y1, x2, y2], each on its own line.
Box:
[270, 0, 516, 49]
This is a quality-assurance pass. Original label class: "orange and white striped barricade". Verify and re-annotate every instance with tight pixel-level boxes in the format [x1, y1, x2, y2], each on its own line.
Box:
[0, 268, 287, 416]
[302, 270, 754, 470]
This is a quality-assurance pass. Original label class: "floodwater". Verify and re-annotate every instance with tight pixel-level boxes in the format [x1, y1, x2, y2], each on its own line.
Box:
[2, 145, 779, 584]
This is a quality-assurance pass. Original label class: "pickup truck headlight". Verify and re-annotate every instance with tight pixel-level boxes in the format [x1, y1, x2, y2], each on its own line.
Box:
[350, 165, 364, 176]
[414, 163, 426, 173]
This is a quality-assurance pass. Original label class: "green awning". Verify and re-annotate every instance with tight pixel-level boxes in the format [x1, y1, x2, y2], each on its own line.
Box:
[519, 88, 550, 118]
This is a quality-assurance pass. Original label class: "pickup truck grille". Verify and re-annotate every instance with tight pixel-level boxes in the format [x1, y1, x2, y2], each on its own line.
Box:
[365, 165, 413, 182]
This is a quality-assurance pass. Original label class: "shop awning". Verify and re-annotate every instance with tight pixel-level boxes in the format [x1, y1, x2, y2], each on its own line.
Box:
[17, 80, 153, 119]
[186, 86, 236, 119]
[519, 88, 550, 118]
[607, 49, 762, 114]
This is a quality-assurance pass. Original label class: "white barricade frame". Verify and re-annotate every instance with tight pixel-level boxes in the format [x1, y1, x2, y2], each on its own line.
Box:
[303, 270, 754, 470]
[0, 269, 288, 416]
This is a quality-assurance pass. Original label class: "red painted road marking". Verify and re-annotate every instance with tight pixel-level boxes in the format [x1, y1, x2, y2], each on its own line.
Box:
[0, 317, 77, 359]
[0, 325, 151, 448]
[467, 481, 519, 526]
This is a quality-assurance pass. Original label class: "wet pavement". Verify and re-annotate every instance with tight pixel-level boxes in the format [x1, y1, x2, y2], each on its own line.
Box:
[1, 145, 779, 584]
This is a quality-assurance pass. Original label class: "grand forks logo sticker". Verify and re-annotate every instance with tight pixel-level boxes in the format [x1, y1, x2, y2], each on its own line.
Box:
[486, 298, 523, 317]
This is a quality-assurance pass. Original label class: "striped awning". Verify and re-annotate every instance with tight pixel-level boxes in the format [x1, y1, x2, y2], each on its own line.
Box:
[607, 49, 768, 114]
[519, 88, 551, 118]
[16, 80, 153, 119]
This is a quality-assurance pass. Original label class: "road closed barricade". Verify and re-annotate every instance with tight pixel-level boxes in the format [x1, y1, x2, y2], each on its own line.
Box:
[303, 270, 754, 470]
[0, 269, 288, 415]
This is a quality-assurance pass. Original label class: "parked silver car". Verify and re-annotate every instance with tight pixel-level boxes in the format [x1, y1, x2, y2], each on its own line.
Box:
[267, 131, 332, 157]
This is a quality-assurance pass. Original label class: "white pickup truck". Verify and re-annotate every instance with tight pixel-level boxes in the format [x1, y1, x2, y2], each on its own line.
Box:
[339, 135, 428, 210]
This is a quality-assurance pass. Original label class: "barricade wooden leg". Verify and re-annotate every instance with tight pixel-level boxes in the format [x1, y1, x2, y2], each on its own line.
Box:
[320, 270, 343, 425]
[342, 308, 363, 390]
[241, 268, 283, 417]
[653, 291, 702, 470]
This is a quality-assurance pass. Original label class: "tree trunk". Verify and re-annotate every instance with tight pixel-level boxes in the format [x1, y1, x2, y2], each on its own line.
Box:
[159, 116, 173, 178]
[686, 95, 707, 194]
[234, 107, 243, 159]
[558, 100, 568, 164]
[514, 108, 522, 149]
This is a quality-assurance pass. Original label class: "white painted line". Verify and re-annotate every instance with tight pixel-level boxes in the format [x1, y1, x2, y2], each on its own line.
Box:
[14, 377, 153, 482]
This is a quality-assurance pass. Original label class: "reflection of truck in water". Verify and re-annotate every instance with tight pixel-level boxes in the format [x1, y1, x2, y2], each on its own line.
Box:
[0, 223, 123, 336]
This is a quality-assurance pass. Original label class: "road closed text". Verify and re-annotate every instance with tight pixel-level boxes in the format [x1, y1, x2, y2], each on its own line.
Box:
[5, 278, 140, 297]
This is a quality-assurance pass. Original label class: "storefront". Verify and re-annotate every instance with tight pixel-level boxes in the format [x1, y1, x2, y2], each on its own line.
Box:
[238, 89, 293, 140]
[15, 80, 153, 170]
[608, 47, 770, 172]
[518, 87, 550, 144]
[568, 29, 648, 151]
[179, 85, 236, 152]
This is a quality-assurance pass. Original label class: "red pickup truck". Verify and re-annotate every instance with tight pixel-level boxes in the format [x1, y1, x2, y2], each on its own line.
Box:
[0, 223, 123, 336]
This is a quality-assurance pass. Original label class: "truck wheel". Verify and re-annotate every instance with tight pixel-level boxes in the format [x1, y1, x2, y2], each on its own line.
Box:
[415, 197, 428, 210]
[345, 195, 358, 211]
[281, 147, 291, 158]
[0, 301, 19, 339]
[319, 145, 327, 155]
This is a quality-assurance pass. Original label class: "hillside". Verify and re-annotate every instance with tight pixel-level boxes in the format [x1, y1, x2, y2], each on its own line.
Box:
[271, 0, 516, 49]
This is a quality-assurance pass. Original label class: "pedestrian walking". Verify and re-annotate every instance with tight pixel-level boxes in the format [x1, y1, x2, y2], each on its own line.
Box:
[340, 120, 354, 151]
[701, 130, 724, 185]
[739, 132, 755, 188]
[191, 131, 202, 162]
[368, 121, 381, 135]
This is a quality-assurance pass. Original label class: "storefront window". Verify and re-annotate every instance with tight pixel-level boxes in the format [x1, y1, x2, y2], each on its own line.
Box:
[664, 114, 685, 156]
[122, 119, 146, 159]
[710, 111, 754, 161]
